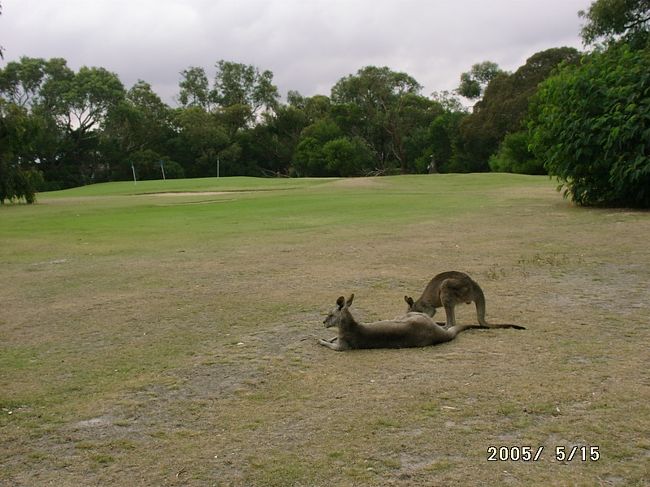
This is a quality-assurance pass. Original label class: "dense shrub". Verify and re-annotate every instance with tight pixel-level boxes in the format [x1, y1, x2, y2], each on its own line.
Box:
[529, 43, 650, 207]
[488, 131, 545, 174]
[0, 163, 43, 204]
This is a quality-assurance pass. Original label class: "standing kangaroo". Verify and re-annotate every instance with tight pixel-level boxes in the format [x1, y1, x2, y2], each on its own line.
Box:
[404, 271, 504, 328]
[318, 294, 524, 351]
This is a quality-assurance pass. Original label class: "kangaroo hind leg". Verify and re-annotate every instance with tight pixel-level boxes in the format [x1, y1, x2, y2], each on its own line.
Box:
[318, 338, 347, 351]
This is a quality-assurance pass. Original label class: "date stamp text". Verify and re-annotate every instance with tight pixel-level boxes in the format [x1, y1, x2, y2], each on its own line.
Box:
[487, 445, 600, 462]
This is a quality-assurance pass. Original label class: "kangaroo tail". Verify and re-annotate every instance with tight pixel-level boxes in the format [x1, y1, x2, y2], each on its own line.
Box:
[448, 323, 526, 338]
[486, 323, 526, 330]
[446, 323, 486, 338]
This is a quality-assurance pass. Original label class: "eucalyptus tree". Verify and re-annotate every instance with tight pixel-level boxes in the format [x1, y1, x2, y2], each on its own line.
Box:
[331, 66, 426, 173]
[456, 61, 504, 100]
[0, 100, 43, 203]
[293, 118, 342, 176]
[178, 66, 212, 110]
[176, 60, 280, 175]
[102, 80, 177, 180]
[454, 47, 580, 172]
[0, 57, 125, 187]
[579, 0, 650, 45]
[246, 101, 309, 175]
[173, 106, 229, 177]
[44, 65, 125, 185]
[212, 60, 280, 121]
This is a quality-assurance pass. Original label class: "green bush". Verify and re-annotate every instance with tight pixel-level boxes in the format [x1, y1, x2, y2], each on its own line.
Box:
[488, 131, 545, 174]
[0, 163, 43, 204]
[529, 43, 650, 207]
[323, 137, 373, 176]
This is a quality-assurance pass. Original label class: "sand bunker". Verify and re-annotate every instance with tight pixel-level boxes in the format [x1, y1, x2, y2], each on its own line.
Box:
[147, 191, 234, 196]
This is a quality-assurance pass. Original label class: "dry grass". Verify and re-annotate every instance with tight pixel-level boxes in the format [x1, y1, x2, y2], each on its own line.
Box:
[1, 175, 648, 486]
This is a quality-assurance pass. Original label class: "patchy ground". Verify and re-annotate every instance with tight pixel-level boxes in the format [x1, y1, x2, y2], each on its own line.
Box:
[1, 175, 648, 486]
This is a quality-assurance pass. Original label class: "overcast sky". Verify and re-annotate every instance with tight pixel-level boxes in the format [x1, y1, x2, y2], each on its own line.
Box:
[1, 0, 592, 105]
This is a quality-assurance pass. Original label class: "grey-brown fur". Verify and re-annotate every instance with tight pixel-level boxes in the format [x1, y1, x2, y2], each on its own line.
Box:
[318, 294, 522, 352]
[405, 271, 498, 328]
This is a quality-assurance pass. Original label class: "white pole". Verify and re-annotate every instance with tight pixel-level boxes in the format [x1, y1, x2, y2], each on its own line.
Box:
[217, 157, 220, 178]
[160, 160, 166, 180]
[131, 162, 137, 185]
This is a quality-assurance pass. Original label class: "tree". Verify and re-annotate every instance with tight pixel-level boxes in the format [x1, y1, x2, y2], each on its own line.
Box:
[101, 80, 175, 180]
[178, 66, 211, 110]
[175, 61, 281, 174]
[175, 61, 280, 178]
[0, 58, 82, 189]
[0, 2, 4, 60]
[431, 90, 467, 113]
[288, 92, 332, 124]
[488, 131, 544, 174]
[293, 118, 342, 176]
[391, 95, 445, 173]
[243, 102, 309, 175]
[53, 66, 124, 135]
[331, 66, 424, 173]
[454, 48, 581, 172]
[322, 136, 374, 176]
[579, 0, 650, 45]
[211, 60, 280, 121]
[529, 43, 650, 207]
[293, 116, 375, 177]
[43, 65, 125, 185]
[173, 107, 229, 177]
[130, 149, 184, 180]
[236, 93, 335, 177]
[0, 160, 42, 204]
[125, 80, 173, 144]
[456, 61, 504, 99]
[425, 110, 466, 173]
[0, 101, 43, 203]
[0, 59, 126, 187]
[0, 57, 69, 110]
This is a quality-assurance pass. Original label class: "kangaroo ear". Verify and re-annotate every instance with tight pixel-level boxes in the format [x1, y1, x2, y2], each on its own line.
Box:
[405, 296, 414, 306]
[336, 296, 346, 309]
[345, 294, 354, 308]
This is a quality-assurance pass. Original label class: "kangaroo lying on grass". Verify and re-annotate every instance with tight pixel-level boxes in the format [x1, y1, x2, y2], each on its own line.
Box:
[405, 271, 519, 329]
[318, 294, 524, 351]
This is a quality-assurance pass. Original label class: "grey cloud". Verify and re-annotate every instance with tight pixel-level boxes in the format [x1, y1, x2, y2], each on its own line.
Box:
[1, 0, 591, 104]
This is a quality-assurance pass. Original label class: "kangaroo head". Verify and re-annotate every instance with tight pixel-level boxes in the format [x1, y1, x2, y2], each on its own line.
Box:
[324, 294, 354, 328]
[404, 295, 436, 317]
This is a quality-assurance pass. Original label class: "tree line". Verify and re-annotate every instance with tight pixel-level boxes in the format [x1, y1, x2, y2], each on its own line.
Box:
[0, 51, 578, 194]
[1, 0, 649, 208]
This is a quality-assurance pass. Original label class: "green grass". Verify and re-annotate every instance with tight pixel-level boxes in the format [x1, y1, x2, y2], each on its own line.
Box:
[40, 176, 331, 197]
[1, 174, 649, 486]
[2, 174, 542, 265]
